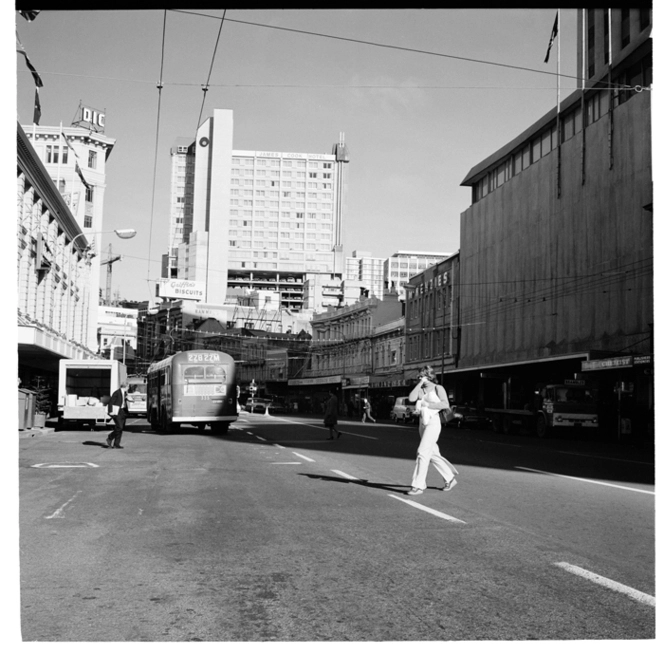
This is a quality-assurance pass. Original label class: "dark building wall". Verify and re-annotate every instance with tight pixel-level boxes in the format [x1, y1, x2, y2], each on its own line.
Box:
[459, 85, 651, 369]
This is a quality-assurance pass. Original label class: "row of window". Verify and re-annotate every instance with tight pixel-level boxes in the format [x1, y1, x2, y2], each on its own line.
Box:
[232, 157, 333, 169]
[586, 8, 650, 78]
[407, 329, 451, 360]
[229, 236, 333, 248]
[231, 179, 334, 190]
[230, 168, 333, 179]
[230, 211, 333, 220]
[229, 222, 333, 232]
[231, 189, 333, 199]
[45, 144, 98, 169]
[471, 55, 651, 204]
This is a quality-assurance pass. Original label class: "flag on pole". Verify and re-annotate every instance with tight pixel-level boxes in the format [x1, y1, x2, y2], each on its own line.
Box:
[544, 11, 559, 64]
[19, 10, 41, 22]
[61, 131, 92, 189]
[16, 34, 43, 87]
[33, 88, 41, 125]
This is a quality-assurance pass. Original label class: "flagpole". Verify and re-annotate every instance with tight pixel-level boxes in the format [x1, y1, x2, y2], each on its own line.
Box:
[608, 8, 614, 170]
[581, 9, 587, 186]
[556, 8, 561, 198]
[57, 122, 63, 198]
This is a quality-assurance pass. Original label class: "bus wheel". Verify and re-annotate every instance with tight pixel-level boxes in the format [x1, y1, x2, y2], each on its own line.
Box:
[536, 414, 548, 438]
[211, 422, 229, 435]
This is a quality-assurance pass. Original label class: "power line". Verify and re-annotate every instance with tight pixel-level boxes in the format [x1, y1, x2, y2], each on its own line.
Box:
[196, 8, 227, 130]
[146, 10, 168, 305]
[170, 9, 636, 91]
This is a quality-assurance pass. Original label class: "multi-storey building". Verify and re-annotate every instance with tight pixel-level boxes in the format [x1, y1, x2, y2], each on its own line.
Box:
[17, 123, 98, 397]
[161, 109, 350, 312]
[298, 291, 403, 411]
[404, 253, 460, 389]
[345, 250, 386, 300]
[22, 118, 116, 351]
[437, 9, 652, 439]
[384, 250, 450, 299]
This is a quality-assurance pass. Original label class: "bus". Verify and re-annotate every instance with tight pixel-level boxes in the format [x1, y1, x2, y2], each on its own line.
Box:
[126, 375, 147, 417]
[146, 350, 238, 433]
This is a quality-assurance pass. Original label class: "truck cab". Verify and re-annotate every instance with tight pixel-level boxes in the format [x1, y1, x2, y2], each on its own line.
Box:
[537, 382, 599, 436]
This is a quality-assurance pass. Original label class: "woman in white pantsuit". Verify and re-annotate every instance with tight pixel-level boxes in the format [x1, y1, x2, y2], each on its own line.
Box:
[407, 365, 458, 496]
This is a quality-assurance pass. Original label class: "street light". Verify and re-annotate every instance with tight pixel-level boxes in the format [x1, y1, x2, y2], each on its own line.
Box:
[66, 228, 137, 343]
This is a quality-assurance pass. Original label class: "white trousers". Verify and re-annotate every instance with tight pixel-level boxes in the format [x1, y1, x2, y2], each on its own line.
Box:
[411, 416, 458, 490]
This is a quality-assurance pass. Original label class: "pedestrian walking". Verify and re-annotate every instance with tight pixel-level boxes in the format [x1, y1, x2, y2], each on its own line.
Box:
[323, 390, 342, 440]
[407, 365, 458, 495]
[106, 381, 130, 449]
[361, 397, 376, 423]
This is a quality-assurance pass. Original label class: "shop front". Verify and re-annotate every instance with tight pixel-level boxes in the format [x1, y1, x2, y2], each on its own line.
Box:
[287, 375, 343, 414]
[581, 354, 654, 442]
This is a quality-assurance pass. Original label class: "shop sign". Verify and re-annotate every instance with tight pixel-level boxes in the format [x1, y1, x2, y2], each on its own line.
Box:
[157, 278, 206, 300]
[633, 355, 652, 366]
[582, 356, 633, 371]
[288, 375, 342, 386]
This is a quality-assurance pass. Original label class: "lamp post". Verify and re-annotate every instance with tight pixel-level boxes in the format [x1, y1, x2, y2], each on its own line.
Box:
[66, 228, 137, 348]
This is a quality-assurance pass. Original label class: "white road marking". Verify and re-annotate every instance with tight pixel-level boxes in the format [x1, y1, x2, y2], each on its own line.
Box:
[45, 491, 82, 520]
[515, 466, 655, 495]
[271, 462, 302, 465]
[254, 435, 267, 441]
[331, 470, 360, 480]
[262, 416, 379, 440]
[293, 452, 315, 462]
[388, 494, 466, 524]
[31, 462, 99, 468]
[554, 562, 655, 608]
[274, 444, 286, 449]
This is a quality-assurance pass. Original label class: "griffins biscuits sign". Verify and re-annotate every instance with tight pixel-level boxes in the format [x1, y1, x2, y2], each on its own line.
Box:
[157, 278, 206, 300]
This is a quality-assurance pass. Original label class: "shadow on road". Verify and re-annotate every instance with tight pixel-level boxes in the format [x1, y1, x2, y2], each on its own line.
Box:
[299, 473, 425, 495]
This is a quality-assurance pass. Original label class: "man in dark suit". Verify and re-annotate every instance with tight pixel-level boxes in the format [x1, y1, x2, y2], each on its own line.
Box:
[107, 382, 129, 449]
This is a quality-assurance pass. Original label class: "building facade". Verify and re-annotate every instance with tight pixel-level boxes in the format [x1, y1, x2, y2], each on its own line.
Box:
[17, 123, 99, 403]
[404, 253, 460, 390]
[162, 109, 350, 312]
[345, 250, 386, 300]
[22, 118, 116, 351]
[437, 10, 652, 439]
[384, 250, 450, 299]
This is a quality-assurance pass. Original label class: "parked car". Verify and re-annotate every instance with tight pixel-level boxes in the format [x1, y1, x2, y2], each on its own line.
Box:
[244, 397, 268, 413]
[450, 404, 489, 429]
[267, 398, 288, 414]
[390, 397, 416, 423]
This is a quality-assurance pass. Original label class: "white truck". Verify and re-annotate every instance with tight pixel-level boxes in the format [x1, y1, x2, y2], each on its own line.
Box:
[57, 359, 127, 429]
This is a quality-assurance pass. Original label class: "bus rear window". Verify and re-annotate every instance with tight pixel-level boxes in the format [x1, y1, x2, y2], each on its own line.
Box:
[181, 365, 227, 382]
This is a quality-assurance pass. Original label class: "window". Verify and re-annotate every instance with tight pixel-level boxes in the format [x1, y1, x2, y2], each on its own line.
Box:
[621, 8, 630, 48]
[84, 215, 93, 228]
[640, 8, 650, 32]
[603, 9, 610, 65]
[85, 186, 94, 203]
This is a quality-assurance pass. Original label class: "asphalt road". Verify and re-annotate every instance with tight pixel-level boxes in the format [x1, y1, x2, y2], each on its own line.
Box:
[18, 413, 655, 642]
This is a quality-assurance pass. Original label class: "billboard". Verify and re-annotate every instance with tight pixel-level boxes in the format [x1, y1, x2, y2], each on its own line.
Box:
[157, 278, 206, 301]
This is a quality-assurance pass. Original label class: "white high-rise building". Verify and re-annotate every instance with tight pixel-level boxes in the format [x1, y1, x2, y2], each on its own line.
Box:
[345, 250, 386, 300]
[384, 250, 451, 299]
[162, 109, 350, 311]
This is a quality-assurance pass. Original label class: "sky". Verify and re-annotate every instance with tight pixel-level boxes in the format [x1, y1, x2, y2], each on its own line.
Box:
[13, 7, 586, 303]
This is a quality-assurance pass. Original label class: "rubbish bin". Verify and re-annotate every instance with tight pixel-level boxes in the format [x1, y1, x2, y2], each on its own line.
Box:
[18, 389, 37, 430]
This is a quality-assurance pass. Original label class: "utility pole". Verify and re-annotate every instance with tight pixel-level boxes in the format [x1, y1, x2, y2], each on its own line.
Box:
[100, 243, 122, 306]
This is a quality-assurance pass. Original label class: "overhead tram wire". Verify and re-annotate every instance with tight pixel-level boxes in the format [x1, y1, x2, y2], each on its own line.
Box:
[169, 9, 637, 92]
[146, 10, 168, 303]
[197, 8, 227, 130]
